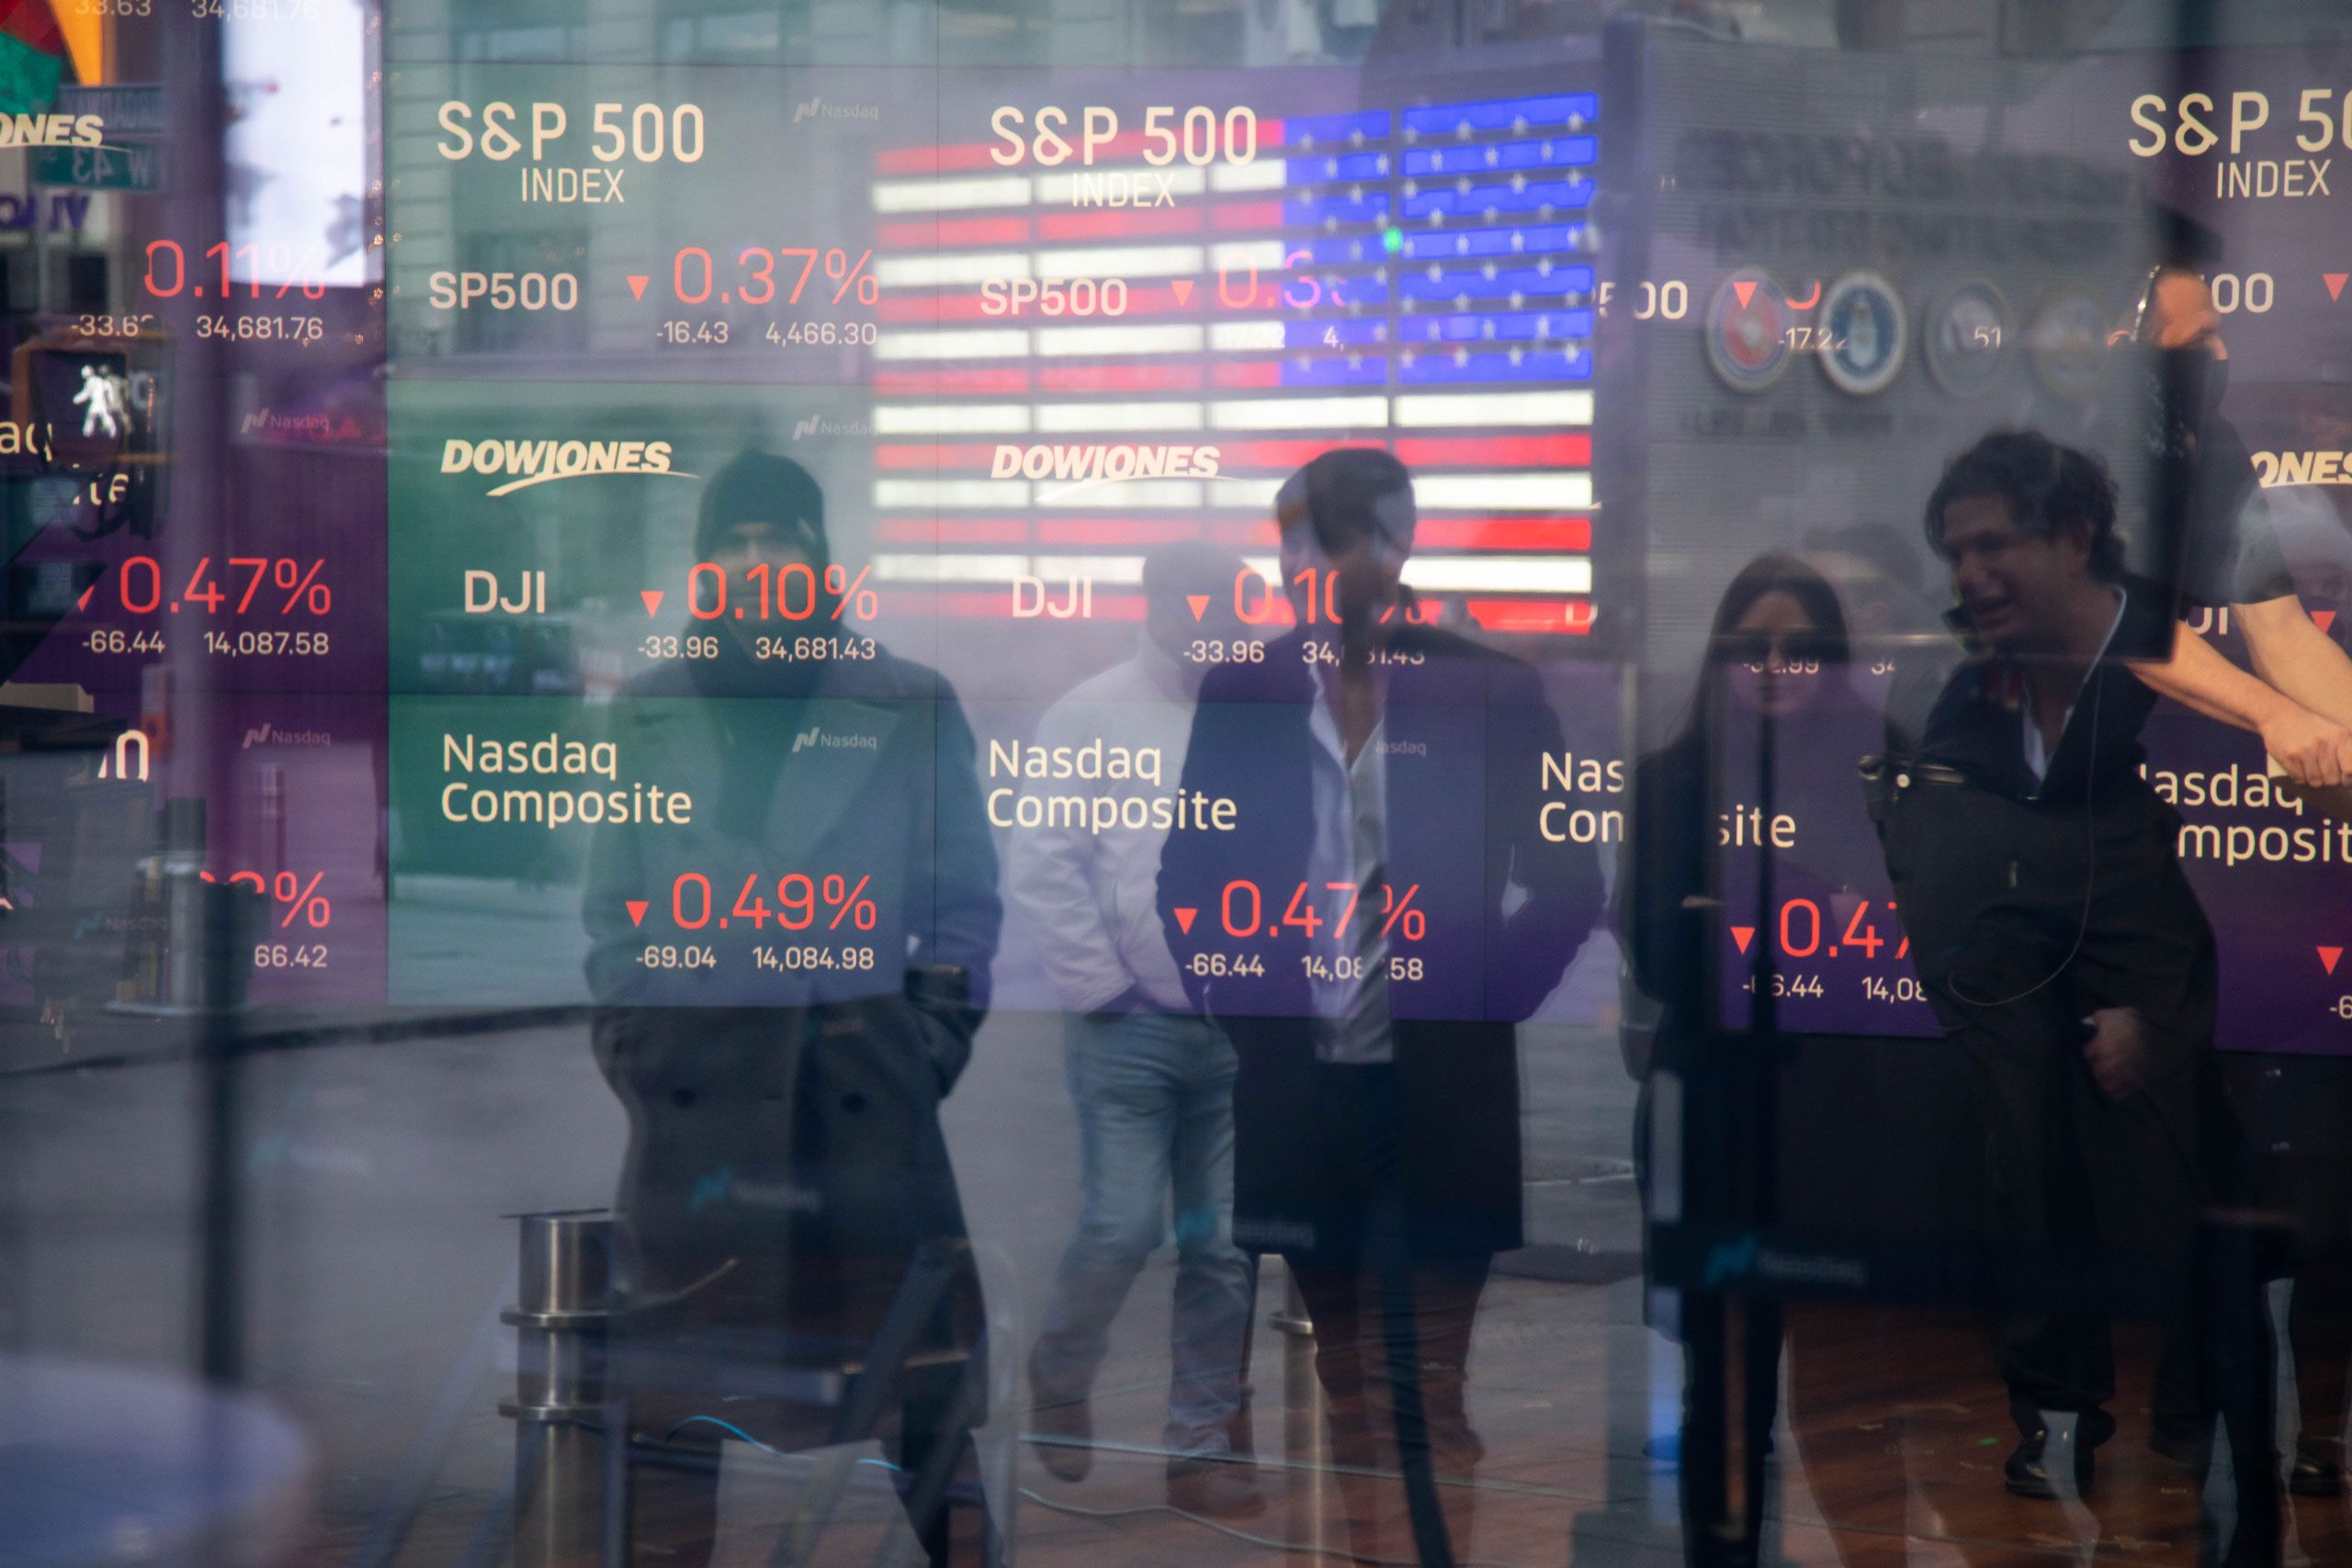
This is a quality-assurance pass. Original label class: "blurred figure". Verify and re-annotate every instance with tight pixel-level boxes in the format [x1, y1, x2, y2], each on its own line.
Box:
[1158, 449, 1604, 1564]
[1871, 431, 2278, 1558]
[582, 452, 1002, 1565]
[1619, 554, 1897, 1559]
[1010, 539, 1264, 1518]
[2117, 222, 2352, 784]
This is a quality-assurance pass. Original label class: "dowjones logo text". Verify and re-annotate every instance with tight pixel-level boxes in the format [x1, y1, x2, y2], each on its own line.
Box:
[989, 444, 1221, 498]
[440, 439, 695, 498]
[0, 113, 105, 147]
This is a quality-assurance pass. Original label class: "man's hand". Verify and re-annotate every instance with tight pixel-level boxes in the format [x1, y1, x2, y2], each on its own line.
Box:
[2257, 703, 2352, 787]
[2084, 1007, 2152, 1100]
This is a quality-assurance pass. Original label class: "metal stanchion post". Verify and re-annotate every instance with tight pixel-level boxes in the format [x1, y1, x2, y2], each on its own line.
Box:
[1268, 1255, 1326, 1561]
[502, 1210, 623, 1568]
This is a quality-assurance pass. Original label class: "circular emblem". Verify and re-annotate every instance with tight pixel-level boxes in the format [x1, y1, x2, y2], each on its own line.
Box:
[1704, 268, 1792, 393]
[1815, 271, 1906, 396]
[1922, 278, 2012, 399]
[2026, 287, 2112, 403]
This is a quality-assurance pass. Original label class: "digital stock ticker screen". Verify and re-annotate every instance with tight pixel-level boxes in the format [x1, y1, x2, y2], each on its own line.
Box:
[13, 7, 2352, 1568]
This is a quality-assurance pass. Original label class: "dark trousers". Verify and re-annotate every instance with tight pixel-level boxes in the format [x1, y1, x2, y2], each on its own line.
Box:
[1281, 1062, 1491, 1567]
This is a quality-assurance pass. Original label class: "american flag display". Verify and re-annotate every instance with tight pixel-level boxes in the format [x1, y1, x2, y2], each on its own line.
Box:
[862, 89, 1600, 636]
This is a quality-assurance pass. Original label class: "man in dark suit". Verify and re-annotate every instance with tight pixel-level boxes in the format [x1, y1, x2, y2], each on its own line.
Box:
[1157, 448, 1604, 1565]
[1874, 431, 2279, 1558]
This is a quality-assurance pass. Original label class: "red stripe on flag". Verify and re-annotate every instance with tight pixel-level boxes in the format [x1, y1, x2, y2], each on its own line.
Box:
[1395, 434, 1591, 468]
[1036, 518, 1206, 546]
[872, 368, 1030, 395]
[877, 293, 999, 322]
[1038, 208, 1205, 241]
[1414, 517, 1592, 552]
[1038, 364, 1203, 392]
[1219, 437, 1389, 470]
[1212, 362, 1283, 387]
[1467, 599, 1595, 635]
[876, 216, 1032, 248]
[875, 143, 1011, 175]
[1212, 201, 1286, 231]
[874, 518, 1033, 545]
[903, 588, 1148, 621]
[1208, 520, 1280, 547]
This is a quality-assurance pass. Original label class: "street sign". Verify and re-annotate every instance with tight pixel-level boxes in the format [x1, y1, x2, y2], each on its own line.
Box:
[58, 83, 167, 138]
[32, 141, 164, 193]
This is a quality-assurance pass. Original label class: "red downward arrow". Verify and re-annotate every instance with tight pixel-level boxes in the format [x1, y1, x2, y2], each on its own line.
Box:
[75, 583, 95, 611]
[1173, 908, 1198, 935]
[1170, 278, 1195, 307]
[626, 900, 650, 928]
[626, 275, 650, 301]
[640, 590, 665, 616]
[2322, 946, 2343, 976]
[2326, 273, 2348, 303]
[1731, 279, 1757, 309]
[2316, 609, 2337, 635]
[1186, 593, 1210, 621]
[1731, 926, 1756, 954]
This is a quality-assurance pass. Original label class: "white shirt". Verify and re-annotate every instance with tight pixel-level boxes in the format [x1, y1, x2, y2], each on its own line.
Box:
[1304, 671, 1395, 1065]
[1003, 635, 1200, 1011]
[2021, 585, 2127, 785]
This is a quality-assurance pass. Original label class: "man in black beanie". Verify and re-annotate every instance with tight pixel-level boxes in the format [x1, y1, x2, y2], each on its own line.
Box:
[584, 447, 1005, 1564]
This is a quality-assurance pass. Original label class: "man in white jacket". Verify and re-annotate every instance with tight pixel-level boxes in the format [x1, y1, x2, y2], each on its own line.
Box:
[1012, 539, 1263, 1517]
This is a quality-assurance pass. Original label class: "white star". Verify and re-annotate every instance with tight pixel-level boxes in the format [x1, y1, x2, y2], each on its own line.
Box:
[1482, 262, 1498, 279]
[1454, 175, 1472, 195]
[1348, 298, 1363, 315]
[1455, 235, 1469, 254]
[1485, 146, 1499, 166]
[1349, 241, 1364, 261]
[1535, 314, 1550, 338]
[1455, 119, 1472, 139]
[1428, 209, 1444, 226]
[1567, 169, 1584, 186]
[1539, 204, 1555, 220]
[1542, 141, 1555, 159]
[1402, 179, 1420, 198]
[1349, 129, 1364, 148]
[1324, 215, 1339, 232]
[1511, 116, 1529, 134]
[1403, 125, 1419, 143]
[1425, 262, 1443, 280]
[1401, 348, 1418, 367]
[1481, 320, 1495, 339]
[1536, 258, 1554, 276]
[1453, 346, 1470, 366]
[1509, 346, 1524, 366]
[1348, 352, 1363, 370]
[1484, 206, 1499, 223]
[1510, 231, 1526, 253]
[1401, 296, 1418, 313]
[1567, 113, 1584, 131]
[1510, 173, 1527, 194]
[1350, 184, 1363, 201]
[1374, 323, 1387, 342]
[1374, 154, 1388, 175]
[1509, 289, 1524, 309]
[1373, 265, 1387, 282]
[1455, 293, 1471, 310]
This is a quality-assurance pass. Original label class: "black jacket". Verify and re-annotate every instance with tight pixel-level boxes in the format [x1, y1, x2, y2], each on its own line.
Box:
[1156, 623, 1603, 1261]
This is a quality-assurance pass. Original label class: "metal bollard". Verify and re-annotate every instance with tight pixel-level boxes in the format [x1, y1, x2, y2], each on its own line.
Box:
[1269, 1258, 1329, 1562]
[502, 1210, 623, 1568]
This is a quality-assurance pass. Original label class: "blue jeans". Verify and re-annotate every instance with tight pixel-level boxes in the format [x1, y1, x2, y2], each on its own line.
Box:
[1029, 1009, 1252, 1454]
